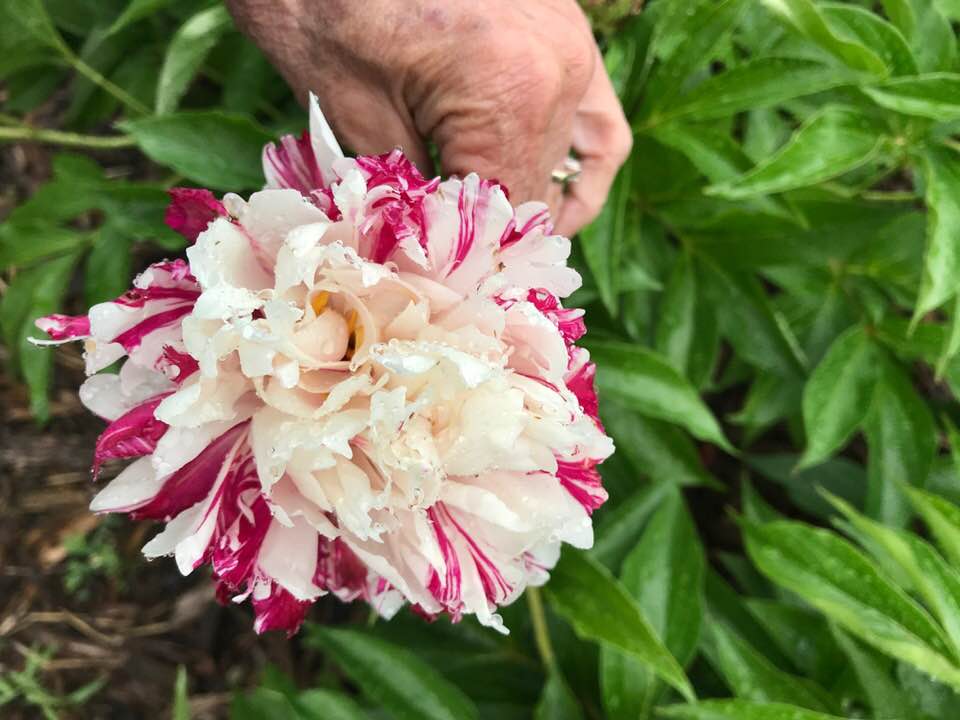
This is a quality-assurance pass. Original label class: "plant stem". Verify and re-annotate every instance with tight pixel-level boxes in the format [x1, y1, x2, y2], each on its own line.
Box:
[527, 587, 557, 672]
[0, 125, 136, 149]
[65, 52, 150, 116]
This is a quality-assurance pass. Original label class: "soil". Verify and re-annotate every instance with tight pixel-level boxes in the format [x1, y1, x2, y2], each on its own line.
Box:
[0, 137, 335, 720]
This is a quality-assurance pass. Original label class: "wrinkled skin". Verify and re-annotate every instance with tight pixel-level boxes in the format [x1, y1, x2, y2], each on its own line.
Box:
[226, 0, 632, 235]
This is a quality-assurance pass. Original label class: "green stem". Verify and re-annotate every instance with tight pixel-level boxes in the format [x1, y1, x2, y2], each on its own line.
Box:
[527, 587, 557, 672]
[0, 125, 137, 149]
[65, 52, 150, 116]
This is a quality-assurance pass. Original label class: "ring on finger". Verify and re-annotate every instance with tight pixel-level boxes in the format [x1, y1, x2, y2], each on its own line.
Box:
[551, 155, 582, 186]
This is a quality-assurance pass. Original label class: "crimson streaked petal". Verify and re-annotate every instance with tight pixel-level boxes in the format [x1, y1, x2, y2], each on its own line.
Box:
[132, 423, 247, 520]
[252, 584, 311, 636]
[556, 459, 608, 514]
[165, 188, 226, 242]
[565, 347, 600, 422]
[92, 394, 170, 478]
[35, 313, 90, 341]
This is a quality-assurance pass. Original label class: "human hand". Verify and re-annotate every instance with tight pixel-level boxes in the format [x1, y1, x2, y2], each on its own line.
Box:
[226, 0, 632, 236]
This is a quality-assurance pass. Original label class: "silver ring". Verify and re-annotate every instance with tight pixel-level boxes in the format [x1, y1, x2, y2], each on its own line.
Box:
[551, 156, 582, 185]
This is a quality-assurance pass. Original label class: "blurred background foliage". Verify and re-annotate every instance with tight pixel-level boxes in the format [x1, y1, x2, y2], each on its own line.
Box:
[3, 0, 960, 718]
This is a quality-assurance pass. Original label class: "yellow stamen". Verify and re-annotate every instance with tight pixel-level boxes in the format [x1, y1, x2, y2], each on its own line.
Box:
[310, 291, 330, 315]
[344, 309, 364, 360]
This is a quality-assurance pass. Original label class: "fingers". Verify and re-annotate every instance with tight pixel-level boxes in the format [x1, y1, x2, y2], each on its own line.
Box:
[421, 7, 596, 204]
[226, 0, 433, 174]
[555, 46, 633, 237]
[320, 88, 434, 174]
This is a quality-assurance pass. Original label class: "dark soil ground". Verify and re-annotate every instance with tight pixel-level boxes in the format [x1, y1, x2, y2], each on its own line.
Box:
[0, 339, 314, 719]
[0, 136, 338, 720]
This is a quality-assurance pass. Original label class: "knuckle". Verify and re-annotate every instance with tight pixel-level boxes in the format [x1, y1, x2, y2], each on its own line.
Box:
[557, 31, 596, 93]
[611, 118, 633, 163]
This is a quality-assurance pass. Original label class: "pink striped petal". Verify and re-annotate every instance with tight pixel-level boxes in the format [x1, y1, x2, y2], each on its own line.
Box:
[556, 459, 607, 514]
[156, 346, 199, 383]
[132, 424, 247, 520]
[35, 313, 90, 341]
[526, 289, 586, 345]
[251, 584, 311, 636]
[209, 454, 271, 587]
[426, 506, 462, 609]
[565, 347, 600, 422]
[356, 149, 440, 263]
[165, 188, 226, 243]
[92, 394, 170, 478]
[314, 538, 369, 600]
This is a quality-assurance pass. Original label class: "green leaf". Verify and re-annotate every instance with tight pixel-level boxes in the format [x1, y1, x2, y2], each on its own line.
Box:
[659, 58, 857, 122]
[643, 0, 748, 118]
[897, 662, 960, 720]
[863, 356, 935, 527]
[832, 626, 920, 720]
[707, 108, 886, 199]
[107, 0, 174, 36]
[705, 570, 794, 667]
[659, 699, 851, 720]
[156, 5, 232, 115]
[747, 453, 866, 520]
[120, 112, 274, 190]
[296, 689, 369, 720]
[305, 627, 479, 720]
[730, 372, 802, 437]
[231, 689, 300, 720]
[534, 670, 583, 720]
[84, 226, 132, 306]
[587, 340, 732, 451]
[545, 549, 695, 702]
[579, 153, 635, 315]
[222, 38, 275, 114]
[651, 124, 795, 234]
[759, 0, 887, 75]
[744, 519, 960, 690]
[601, 492, 704, 719]
[655, 250, 696, 374]
[172, 665, 189, 720]
[702, 621, 832, 711]
[936, 0, 960, 21]
[828, 492, 960, 659]
[864, 74, 960, 121]
[700, 261, 807, 376]
[880, 0, 917, 37]
[821, 3, 918, 77]
[2, 0, 65, 50]
[800, 325, 877, 469]
[647, 0, 713, 60]
[907, 487, 960, 568]
[602, 402, 718, 489]
[15, 251, 81, 422]
[746, 601, 844, 684]
[903, 0, 957, 73]
[590, 483, 672, 570]
[605, 12, 654, 117]
[915, 145, 960, 317]
[0, 223, 89, 267]
[654, 250, 718, 387]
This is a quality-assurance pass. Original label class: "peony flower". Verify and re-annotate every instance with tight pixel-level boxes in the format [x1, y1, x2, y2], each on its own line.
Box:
[36, 95, 613, 635]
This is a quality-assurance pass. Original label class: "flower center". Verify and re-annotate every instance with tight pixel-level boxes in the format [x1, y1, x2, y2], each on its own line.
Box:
[296, 290, 364, 362]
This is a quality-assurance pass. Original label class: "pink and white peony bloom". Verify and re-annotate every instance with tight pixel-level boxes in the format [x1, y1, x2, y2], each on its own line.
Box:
[36, 95, 613, 635]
